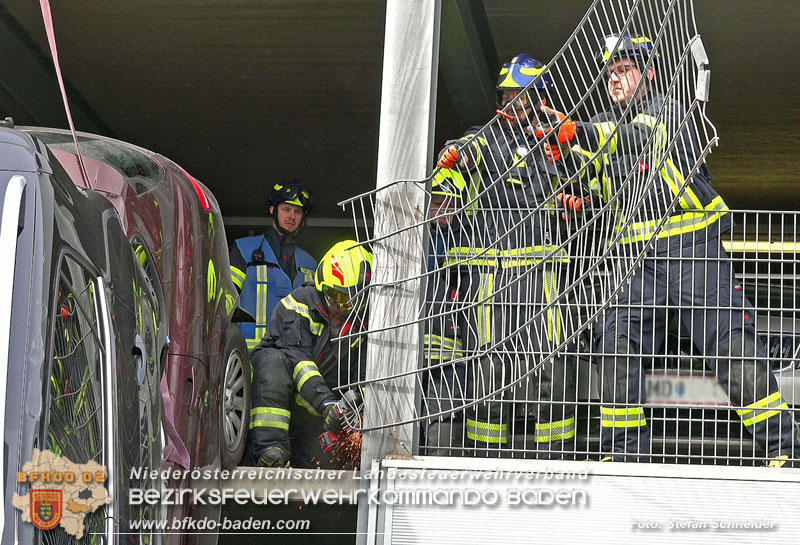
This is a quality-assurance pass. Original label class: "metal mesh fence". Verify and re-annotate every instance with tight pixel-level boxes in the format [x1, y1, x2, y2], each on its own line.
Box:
[332, 0, 798, 466]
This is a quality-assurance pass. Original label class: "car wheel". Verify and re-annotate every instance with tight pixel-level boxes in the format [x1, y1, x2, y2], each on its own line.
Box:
[220, 326, 251, 469]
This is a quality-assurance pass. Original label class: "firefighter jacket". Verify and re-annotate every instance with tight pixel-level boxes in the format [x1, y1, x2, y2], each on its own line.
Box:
[230, 234, 317, 348]
[442, 121, 568, 267]
[254, 284, 367, 413]
[574, 92, 731, 248]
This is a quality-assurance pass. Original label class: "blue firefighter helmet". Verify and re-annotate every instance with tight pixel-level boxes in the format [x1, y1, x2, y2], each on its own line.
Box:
[495, 54, 553, 108]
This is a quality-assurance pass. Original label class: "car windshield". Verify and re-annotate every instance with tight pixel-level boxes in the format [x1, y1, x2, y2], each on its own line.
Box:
[30, 130, 165, 195]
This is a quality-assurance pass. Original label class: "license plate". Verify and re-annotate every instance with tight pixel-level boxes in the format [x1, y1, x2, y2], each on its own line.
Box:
[645, 374, 730, 406]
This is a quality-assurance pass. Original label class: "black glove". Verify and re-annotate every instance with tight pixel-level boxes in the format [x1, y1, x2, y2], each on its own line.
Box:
[323, 401, 345, 434]
[322, 389, 362, 433]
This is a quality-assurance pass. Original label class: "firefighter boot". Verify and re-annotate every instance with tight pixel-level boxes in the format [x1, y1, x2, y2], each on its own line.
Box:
[257, 445, 290, 468]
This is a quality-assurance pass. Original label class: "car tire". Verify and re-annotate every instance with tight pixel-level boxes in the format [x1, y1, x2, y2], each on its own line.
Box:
[220, 326, 251, 469]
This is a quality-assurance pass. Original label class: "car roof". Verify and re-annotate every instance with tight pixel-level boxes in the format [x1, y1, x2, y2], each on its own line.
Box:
[22, 127, 167, 195]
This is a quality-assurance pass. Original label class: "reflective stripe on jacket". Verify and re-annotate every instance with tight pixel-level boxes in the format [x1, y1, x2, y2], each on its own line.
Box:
[253, 284, 367, 413]
[575, 93, 731, 246]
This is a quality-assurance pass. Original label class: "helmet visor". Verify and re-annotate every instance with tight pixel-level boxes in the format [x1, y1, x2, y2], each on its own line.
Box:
[496, 89, 533, 110]
[324, 285, 356, 315]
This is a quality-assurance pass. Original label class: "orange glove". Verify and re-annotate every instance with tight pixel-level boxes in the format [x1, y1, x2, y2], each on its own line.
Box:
[437, 144, 468, 169]
[556, 192, 590, 211]
[556, 192, 591, 220]
[535, 105, 576, 144]
[543, 142, 562, 162]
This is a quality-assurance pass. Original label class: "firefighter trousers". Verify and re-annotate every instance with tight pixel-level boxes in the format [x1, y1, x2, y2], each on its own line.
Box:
[597, 236, 799, 459]
[463, 264, 577, 457]
[422, 271, 470, 455]
[423, 362, 469, 455]
[243, 347, 331, 468]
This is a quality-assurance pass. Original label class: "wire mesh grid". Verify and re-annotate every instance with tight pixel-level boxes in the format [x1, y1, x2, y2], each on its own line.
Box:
[332, 0, 798, 467]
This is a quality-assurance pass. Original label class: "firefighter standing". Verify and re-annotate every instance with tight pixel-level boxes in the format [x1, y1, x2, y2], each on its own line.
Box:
[437, 54, 577, 458]
[422, 175, 471, 455]
[242, 240, 372, 468]
[230, 180, 317, 349]
[554, 33, 799, 464]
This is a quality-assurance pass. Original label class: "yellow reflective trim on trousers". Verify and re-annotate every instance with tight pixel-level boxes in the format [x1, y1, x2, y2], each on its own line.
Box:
[448, 246, 501, 256]
[281, 294, 324, 336]
[425, 334, 466, 363]
[246, 338, 260, 349]
[424, 334, 462, 351]
[600, 406, 647, 428]
[533, 417, 576, 442]
[249, 407, 291, 430]
[542, 269, 563, 343]
[249, 420, 290, 430]
[737, 392, 788, 427]
[424, 334, 465, 361]
[293, 361, 322, 390]
[477, 273, 494, 348]
[505, 246, 567, 257]
[253, 266, 269, 344]
[620, 196, 729, 244]
[739, 406, 788, 427]
[230, 265, 246, 290]
[251, 406, 291, 416]
[466, 418, 508, 444]
[424, 351, 465, 361]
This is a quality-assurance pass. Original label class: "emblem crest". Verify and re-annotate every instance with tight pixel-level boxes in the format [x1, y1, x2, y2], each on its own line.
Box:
[30, 489, 63, 530]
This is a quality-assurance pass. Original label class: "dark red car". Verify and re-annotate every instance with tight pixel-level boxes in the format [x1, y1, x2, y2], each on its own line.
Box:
[23, 127, 252, 473]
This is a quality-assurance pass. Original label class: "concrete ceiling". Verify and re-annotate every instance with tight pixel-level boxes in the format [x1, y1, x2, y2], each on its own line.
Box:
[0, 0, 798, 252]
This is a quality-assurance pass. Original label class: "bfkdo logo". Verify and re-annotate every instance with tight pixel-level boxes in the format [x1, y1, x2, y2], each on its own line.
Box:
[12, 449, 110, 539]
[30, 490, 63, 530]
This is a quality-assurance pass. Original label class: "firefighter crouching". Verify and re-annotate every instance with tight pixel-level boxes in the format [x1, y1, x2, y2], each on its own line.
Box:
[242, 240, 372, 468]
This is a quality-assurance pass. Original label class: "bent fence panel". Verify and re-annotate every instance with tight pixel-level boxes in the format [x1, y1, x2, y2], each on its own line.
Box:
[334, 0, 797, 466]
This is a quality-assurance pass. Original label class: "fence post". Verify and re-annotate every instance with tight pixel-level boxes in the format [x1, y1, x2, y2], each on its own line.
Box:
[356, 2, 441, 543]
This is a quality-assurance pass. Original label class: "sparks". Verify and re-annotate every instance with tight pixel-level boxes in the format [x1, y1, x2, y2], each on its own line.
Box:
[329, 432, 362, 470]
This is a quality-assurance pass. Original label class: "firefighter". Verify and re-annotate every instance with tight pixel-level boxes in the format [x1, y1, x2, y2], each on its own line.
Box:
[422, 174, 471, 456]
[550, 33, 799, 464]
[437, 54, 577, 459]
[242, 240, 372, 468]
[229, 180, 317, 349]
